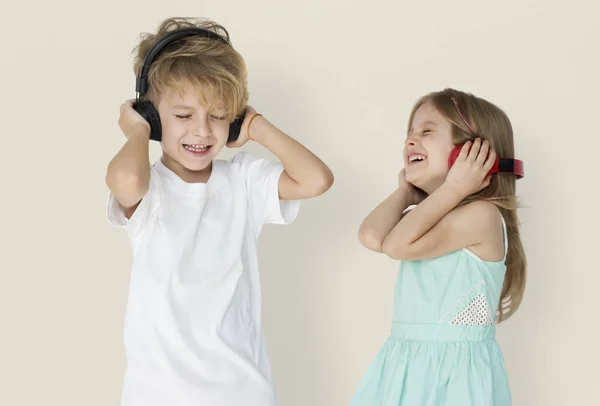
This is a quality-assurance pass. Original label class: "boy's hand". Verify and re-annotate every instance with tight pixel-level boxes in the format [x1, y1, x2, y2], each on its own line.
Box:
[119, 99, 151, 139]
[226, 105, 260, 148]
[444, 138, 495, 198]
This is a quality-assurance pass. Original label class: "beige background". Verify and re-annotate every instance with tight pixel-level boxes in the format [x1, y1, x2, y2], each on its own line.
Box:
[1, 0, 599, 405]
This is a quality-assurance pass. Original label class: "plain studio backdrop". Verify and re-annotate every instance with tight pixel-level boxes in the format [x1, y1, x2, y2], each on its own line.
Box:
[1, 0, 598, 405]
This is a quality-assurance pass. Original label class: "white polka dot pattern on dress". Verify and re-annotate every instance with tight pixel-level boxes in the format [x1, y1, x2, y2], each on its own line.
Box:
[451, 294, 493, 326]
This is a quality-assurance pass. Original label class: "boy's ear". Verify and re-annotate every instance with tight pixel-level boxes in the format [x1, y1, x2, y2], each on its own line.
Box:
[227, 108, 247, 143]
[133, 99, 162, 142]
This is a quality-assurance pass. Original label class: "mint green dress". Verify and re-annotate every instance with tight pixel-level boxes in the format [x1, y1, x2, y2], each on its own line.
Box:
[350, 215, 512, 406]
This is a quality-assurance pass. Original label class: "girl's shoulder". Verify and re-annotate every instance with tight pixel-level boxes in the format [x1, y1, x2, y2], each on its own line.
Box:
[455, 200, 505, 263]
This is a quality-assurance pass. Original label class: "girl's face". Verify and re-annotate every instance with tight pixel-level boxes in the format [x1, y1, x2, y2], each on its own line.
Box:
[404, 101, 456, 194]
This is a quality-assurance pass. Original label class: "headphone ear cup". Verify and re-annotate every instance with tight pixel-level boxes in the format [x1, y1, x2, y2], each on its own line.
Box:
[228, 109, 247, 143]
[133, 99, 162, 141]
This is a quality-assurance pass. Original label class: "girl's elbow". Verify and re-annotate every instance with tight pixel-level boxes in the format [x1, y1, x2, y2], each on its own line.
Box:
[358, 228, 384, 253]
[382, 238, 409, 260]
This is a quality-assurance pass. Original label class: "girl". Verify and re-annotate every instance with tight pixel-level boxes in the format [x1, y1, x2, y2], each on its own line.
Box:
[351, 88, 526, 406]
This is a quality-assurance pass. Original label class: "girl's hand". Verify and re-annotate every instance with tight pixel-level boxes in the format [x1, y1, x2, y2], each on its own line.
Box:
[445, 138, 496, 198]
[119, 99, 151, 139]
[399, 168, 428, 205]
[226, 105, 260, 148]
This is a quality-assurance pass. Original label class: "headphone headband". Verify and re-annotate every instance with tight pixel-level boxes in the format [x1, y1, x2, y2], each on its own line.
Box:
[132, 26, 245, 143]
[136, 28, 229, 96]
[496, 157, 524, 179]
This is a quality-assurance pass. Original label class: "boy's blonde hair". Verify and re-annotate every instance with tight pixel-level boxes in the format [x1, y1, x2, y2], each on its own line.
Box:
[132, 17, 248, 122]
[408, 88, 527, 322]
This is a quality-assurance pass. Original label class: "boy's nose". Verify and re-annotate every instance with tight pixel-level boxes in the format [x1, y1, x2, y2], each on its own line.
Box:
[191, 121, 212, 138]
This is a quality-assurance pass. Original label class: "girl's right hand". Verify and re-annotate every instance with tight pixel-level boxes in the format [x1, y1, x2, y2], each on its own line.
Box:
[398, 168, 427, 205]
[119, 99, 151, 139]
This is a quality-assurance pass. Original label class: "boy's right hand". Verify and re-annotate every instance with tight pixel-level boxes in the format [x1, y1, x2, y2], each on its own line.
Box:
[226, 106, 258, 148]
[398, 169, 427, 205]
[119, 99, 151, 139]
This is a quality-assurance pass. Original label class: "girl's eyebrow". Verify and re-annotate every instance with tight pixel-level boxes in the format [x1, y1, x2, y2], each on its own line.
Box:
[409, 121, 438, 134]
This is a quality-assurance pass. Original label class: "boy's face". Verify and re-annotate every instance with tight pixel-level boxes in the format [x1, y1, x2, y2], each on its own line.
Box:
[156, 81, 230, 176]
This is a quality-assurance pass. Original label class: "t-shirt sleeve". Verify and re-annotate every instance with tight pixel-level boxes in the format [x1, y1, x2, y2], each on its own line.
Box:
[233, 152, 300, 226]
[106, 168, 161, 239]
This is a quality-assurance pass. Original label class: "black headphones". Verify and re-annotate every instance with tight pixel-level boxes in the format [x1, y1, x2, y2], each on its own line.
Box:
[132, 27, 246, 143]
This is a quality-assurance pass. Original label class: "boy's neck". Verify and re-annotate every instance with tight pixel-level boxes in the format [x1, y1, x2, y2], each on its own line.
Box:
[160, 154, 213, 184]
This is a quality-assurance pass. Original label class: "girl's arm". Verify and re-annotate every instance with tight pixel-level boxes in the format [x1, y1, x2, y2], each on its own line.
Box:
[382, 139, 500, 261]
[358, 188, 414, 253]
[381, 187, 500, 260]
[358, 167, 427, 253]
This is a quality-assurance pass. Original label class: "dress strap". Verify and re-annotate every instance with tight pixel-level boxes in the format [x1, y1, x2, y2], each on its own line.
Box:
[500, 214, 508, 261]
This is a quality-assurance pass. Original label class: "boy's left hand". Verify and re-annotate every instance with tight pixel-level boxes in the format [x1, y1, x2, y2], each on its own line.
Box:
[444, 138, 496, 198]
[227, 105, 260, 148]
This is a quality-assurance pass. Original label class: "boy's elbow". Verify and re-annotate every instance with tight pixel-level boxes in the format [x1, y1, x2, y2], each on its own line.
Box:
[303, 169, 334, 197]
[106, 167, 148, 207]
[315, 168, 334, 195]
[106, 165, 138, 191]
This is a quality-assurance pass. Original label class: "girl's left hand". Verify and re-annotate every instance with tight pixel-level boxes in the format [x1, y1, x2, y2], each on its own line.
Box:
[226, 105, 259, 148]
[398, 169, 428, 205]
[445, 138, 496, 197]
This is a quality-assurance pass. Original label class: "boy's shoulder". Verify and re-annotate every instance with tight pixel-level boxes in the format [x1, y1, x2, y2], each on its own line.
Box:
[217, 151, 282, 177]
[226, 151, 270, 167]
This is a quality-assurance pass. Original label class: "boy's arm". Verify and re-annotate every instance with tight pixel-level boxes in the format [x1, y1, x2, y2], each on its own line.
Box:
[249, 116, 334, 200]
[105, 100, 151, 218]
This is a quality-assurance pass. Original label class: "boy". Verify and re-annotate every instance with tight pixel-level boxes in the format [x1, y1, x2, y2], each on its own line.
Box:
[106, 17, 333, 406]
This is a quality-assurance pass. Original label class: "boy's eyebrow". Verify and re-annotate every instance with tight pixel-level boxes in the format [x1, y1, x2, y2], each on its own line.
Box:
[172, 104, 194, 109]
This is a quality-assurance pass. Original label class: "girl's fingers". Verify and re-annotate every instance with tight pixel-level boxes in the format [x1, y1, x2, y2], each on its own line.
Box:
[467, 138, 482, 163]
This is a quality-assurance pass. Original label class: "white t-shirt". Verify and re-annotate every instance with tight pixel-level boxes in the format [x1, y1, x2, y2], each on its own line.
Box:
[106, 152, 300, 406]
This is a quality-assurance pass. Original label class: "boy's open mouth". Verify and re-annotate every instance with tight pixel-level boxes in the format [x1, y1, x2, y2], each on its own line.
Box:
[183, 144, 212, 156]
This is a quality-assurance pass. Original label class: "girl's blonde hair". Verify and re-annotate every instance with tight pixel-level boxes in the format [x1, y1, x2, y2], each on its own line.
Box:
[408, 88, 526, 322]
[132, 17, 248, 122]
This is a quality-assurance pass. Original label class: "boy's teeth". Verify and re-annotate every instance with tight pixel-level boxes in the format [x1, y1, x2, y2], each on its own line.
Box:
[184, 144, 209, 152]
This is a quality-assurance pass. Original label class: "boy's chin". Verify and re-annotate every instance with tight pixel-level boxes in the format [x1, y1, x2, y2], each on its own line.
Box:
[178, 155, 215, 172]
[172, 144, 225, 169]
[182, 161, 212, 172]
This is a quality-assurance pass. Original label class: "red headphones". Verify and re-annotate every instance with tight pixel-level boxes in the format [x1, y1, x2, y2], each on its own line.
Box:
[448, 144, 524, 179]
